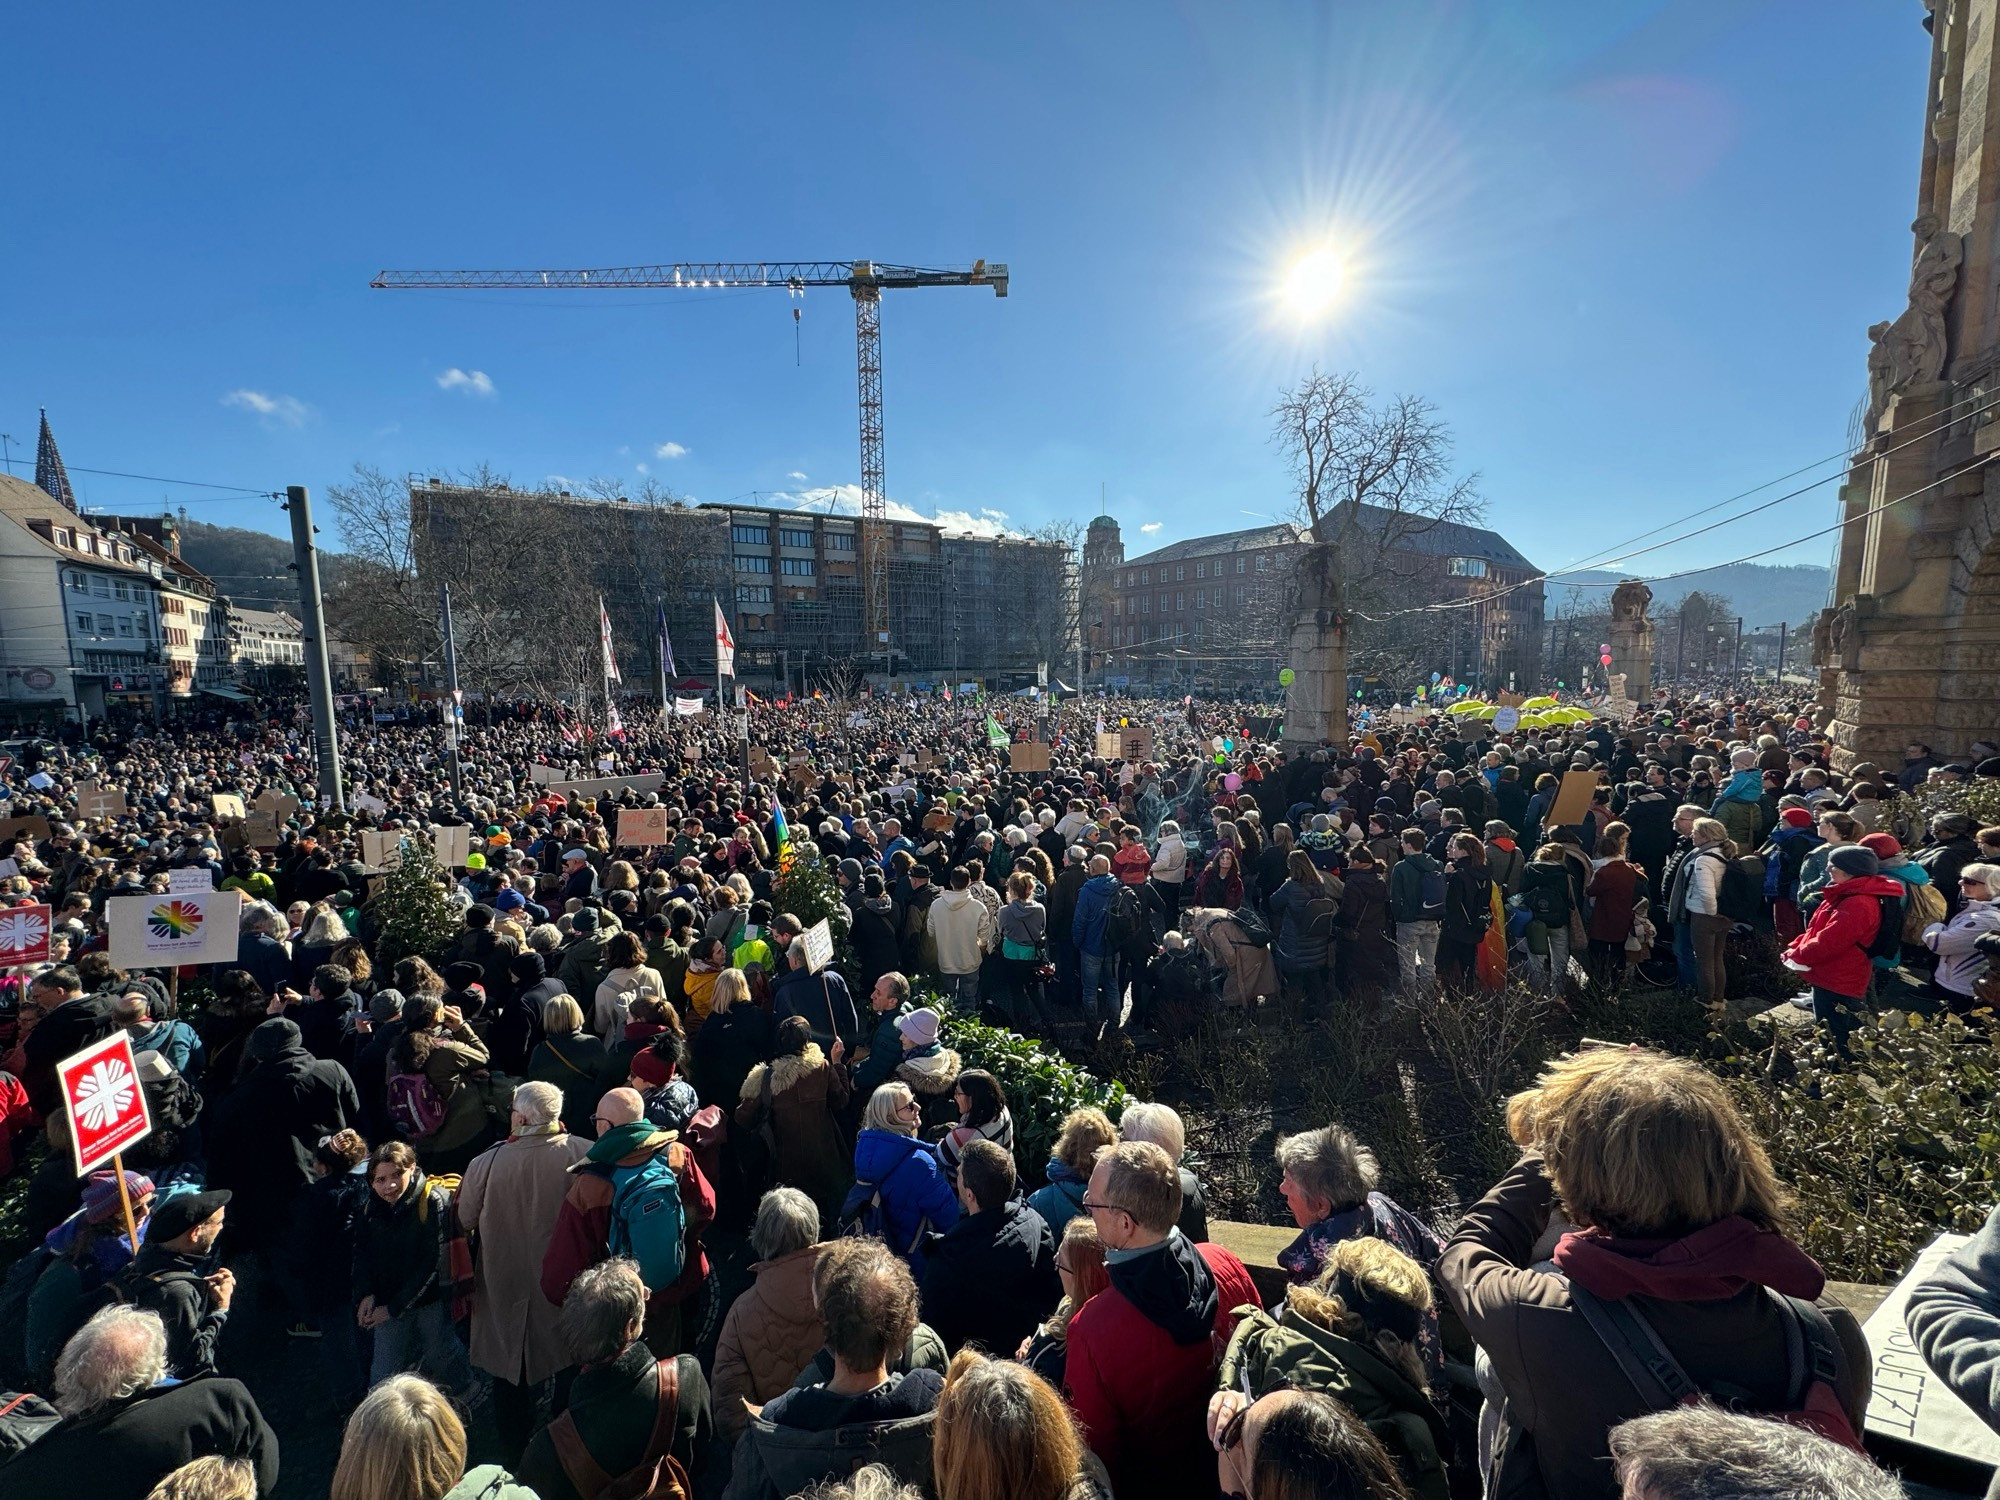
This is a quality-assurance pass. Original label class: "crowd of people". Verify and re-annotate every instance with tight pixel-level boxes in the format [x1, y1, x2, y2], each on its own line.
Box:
[0, 686, 1994, 1500]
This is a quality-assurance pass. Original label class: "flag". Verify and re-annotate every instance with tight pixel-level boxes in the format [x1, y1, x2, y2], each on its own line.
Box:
[1095, 711, 1105, 735]
[599, 597, 620, 683]
[771, 801, 792, 864]
[673, 696, 706, 717]
[656, 603, 676, 682]
[714, 598, 736, 677]
[985, 714, 1008, 749]
[606, 701, 626, 739]
[942, 686, 952, 702]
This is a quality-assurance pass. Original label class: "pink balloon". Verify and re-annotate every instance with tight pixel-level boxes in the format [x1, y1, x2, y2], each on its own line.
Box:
[1223, 772, 1243, 792]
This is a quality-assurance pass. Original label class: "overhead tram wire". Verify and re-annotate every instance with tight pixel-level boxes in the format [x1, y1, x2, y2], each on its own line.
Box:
[1348, 386, 2000, 624]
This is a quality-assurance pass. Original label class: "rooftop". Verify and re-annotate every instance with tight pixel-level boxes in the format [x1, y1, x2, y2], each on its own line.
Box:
[0, 474, 158, 576]
[1124, 522, 1303, 566]
[1327, 502, 1539, 573]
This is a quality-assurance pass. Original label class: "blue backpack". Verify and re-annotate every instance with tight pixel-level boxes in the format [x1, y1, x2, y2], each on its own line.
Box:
[608, 1155, 687, 1292]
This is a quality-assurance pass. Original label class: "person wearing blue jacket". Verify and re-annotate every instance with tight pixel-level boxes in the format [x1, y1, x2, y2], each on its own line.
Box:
[1070, 856, 1118, 1022]
[849, 1081, 959, 1279]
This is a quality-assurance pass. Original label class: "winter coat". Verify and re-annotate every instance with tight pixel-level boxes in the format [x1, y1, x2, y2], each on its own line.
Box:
[353, 1172, 453, 1316]
[225, 929, 294, 1003]
[921, 1199, 1061, 1355]
[115, 1243, 224, 1378]
[1389, 852, 1443, 923]
[1269, 876, 1335, 971]
[1338, 865, 1399, 990]
[1518, 860, 1574, 929]
[850, 1128, 960, 1278]
[896, 1044, 964, 1135]
[939, 1108, 1014, 1187]
[0, 1372, 278, 1500]
[528, 1032, 608, 1139]
[1905, 1200, 2000, 1483]
[1441, 864, 1495, 946]
[1277, 1193, 1448, 1394]
[1585, 859, 1641, 943]
[738, 1046, 852, 1219]
[692, 1003, 774, 1111]
[205, 1035, 360, 1245]
[1485, 839, 1525, 899]
[399, 1022, 494, 1159]
[1151, 837, 1188, 885]
[458, 1128, 592, 1385]
[851, 1004, 913, 1102]
[1193, 863, 1245, 911]
[558, 931, 617, 1005]
[850, 897, 903, 992]
[1028, 1158, 1090, 1239]
[772, 965, 860, 1052]
[1923, 898, 2000, 999]
[1438, 1156, 1869, 1500]
[514, 1344, 710, 1500]
[928, 888, 994, 976]
[128, 1016, 204, 1081]
[1220, 1302, 1450, 1500]
[1916, 835, 1983, 917]
[1783, 873, 1907, 998]
[593, 965, 666, 1039]
[1072, 873, 1119, 956]
[1064, 1233, 1262, 1500]
[540, 1132, 714, 1316]
[724, 1371, 940, 1500]
[1188, 907, 1280, 1010]
[712, 1244, 825, 1436]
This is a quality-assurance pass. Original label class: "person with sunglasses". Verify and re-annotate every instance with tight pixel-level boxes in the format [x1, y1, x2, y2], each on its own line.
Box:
[1919, 861, 2000, 1015]
[1063, 1141, 1261, 1500]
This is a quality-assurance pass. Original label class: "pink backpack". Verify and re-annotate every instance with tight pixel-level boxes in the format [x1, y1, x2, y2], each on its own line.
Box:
[387, 1070, 448, 1138]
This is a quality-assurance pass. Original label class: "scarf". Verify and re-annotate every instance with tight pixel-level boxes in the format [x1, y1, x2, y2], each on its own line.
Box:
[1553, 1215, 1825, 1303]
[585, 1121, 673, 1166]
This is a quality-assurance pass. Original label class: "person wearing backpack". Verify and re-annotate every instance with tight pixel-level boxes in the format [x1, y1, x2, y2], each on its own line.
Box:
[541, 1088, 716, 1360]
[845, 1082, 959, 1279]
[515, 1258, 711, 1500]
[1439, 1048, 1870, 1500]
[1269, 851, 1338, 1011]
[1781, 845, 1907, 1056]
[1667, 818, 1736, 1012]
[354, 1141, 481, 1403]
[387, 993, 497, 1174]
[116, 1189, 234, 1380]
[1388, 829, 1445, 996]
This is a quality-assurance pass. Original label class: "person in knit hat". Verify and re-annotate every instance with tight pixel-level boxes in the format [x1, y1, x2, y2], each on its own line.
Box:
[1711, 748, 1771, 851]
[1759, 805, 1824, 941]
[1782, 843, 1903, 1054]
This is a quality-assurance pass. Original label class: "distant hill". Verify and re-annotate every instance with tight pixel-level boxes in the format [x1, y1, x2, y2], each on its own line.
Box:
[1546, 563, 1830, 627]
[176, 518, 302, 611]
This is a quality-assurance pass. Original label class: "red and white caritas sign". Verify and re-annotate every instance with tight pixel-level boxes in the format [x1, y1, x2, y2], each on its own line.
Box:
[58, 1032, 153, 1176]
[0, 903, 52, 968]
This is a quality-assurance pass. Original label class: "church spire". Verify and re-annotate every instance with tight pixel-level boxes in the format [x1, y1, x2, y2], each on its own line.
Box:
[35, 408, 77, 513]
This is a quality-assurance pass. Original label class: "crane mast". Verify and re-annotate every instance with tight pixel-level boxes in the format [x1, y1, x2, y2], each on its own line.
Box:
[372, 259, 1007, 675]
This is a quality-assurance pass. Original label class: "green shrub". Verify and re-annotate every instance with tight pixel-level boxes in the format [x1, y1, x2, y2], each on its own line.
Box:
[929, 1006, 1129, 1187]
[368, 838, 463, 970]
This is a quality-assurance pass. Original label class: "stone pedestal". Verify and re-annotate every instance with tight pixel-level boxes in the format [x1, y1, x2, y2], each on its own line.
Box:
[1280, 543, 1348, 749]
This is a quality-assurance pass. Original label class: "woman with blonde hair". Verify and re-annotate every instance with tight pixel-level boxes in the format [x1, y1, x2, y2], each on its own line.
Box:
[1439, 1047, 1869, 1500]
[330, 1373, 535, 1500]
[933, 1349, 1109, 1500]
[526, 994, 607, 1139]
[1027, 1107, 1116, 1237]
[1668, 816, 1736, 1010]
[1019, 1213, 1110, 1390]
[144, 1455, 259, 1500]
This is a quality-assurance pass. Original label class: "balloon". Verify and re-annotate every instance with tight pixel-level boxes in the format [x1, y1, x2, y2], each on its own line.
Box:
[1223, 738, 1234, 752]
[1224, 772, 1243, 791]
[1215, 752, 1227, 764]
[1430, 671, 1441, 682]
[1278, 667, 1296, 687]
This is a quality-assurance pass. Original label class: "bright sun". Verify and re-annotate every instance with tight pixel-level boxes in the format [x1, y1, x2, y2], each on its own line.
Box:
[1282, 248, 1347, 320]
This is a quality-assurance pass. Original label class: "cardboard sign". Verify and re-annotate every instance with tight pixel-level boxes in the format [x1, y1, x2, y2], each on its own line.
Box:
[1544, 769, 1601, 831]
[1011, 741, 1052, 773]
[0, 903, 53, 967]
[74, 780, 130, 820]
[800, 917, 834, 975]
[59, 1031, 153, 1176]
[105, 888, 244, 968]
[433, 825, 471, 868]
[359, 829, 405, 869]
[352, 791, 388, 815]
[915, 748, 934, 769]
[210, 794, 247, 821]
[1861, 1232, 2000, 1464]
[1095, 732, 1123, 758]
[167, 867, 214, 894]
[254, 790, 301, 821]
[543, 774, 666, 801]
[617, 808, 671, 846]
[0, 816, 51, 846]
[529, 763, 563, 785]
[1121, 726, 1154, 761]
[243, 810, 281, 847]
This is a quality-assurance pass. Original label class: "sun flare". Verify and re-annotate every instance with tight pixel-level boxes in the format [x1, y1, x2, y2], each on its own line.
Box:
[1282, 248, 1347, 320]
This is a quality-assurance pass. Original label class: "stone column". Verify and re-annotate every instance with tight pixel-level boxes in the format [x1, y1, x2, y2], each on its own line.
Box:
[1607, 580, 1654, 705]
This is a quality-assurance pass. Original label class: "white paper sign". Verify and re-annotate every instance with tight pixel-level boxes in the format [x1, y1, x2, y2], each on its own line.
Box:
[105, 889, 244, 968]
[1861, 1231, 2000, 1465]
[27, 773, 52, 790]
[0, 859, 17, 880]
[167, 867, 214, 894]
[800, 918, 834, 975]
[352, 791, 387, 815]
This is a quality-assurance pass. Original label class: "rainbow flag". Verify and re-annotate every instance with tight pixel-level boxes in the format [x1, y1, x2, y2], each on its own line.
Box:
[771, 801, 792, 865]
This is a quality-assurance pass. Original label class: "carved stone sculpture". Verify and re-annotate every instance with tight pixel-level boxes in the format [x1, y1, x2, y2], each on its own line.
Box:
[1864, 215, 1964, 431]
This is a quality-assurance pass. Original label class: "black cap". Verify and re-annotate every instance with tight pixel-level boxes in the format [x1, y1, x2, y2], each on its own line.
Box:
[146, 1188, 232, 1246]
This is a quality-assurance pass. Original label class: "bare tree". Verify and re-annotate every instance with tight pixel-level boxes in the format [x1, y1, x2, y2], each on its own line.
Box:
[1272, 370, 1484, 743]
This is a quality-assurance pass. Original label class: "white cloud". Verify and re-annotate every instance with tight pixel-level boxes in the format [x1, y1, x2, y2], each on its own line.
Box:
[221, 389, 309, 428]
[1140, 522, 1164, 533]
[616, 445, 631, 457]
[655, 442, 688, 459]
[787, 470, 809, 482]
[546, 474, 584, 491]
[436, 368, 496, 396]
[772, 483, 1017, 539]
[635, 463, 650, 475]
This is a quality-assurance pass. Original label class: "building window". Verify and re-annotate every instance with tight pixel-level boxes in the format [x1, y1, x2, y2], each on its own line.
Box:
[779, 558, 815, 577]
[114, 580, 129, 600]
[76, 613, 93, 633]
[54, 529, 69, 547]
[1195, 589, 1205, 609]
[1235, 587, 1247, 607]
[1196, 561, 1206, 579]
[91, 576, 110, 597]
[118, 618, 133, 637]
[1141, 596, 1151, 614]
[1112, 599, 1122, 617]
[778, 528, 813, 548]
[1256, 554, 1269, 572]
[1235, 557, 1246, 574]
[1448, 557, 1489, 577]
[1157, 593, 1168, 613]
[826, 532, 854, 551]
[1175, 565, 1185, 581]
[736, 584, 772, 604]
[66, 571, 84, 592]
[137, 616, 149, 637]
[1175, 592, 1184, 611]
[731, 524, 770, 545]
[735, 555, 772, 574]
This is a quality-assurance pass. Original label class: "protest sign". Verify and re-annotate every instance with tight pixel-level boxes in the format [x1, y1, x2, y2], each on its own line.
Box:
[0, 903, 52, 967]
[359, 829, 405, 869]
[167, 867, 214, 894]
[1861, 1232, 2000, 1465]
[106, 888, 243, 968]
[800, 918, 834, 974]
[433, 825, 471, 868]
[1011, 741, 1051, 773]
[210, 794, 246, 821]
[542, 774, 666, 801]
[617, 808, 671, 846]
[59, 1032, 153, 1177]
[0, 816, 51, 845]
[1544, 770, 1601, 831]
[74, 781, 130, 820]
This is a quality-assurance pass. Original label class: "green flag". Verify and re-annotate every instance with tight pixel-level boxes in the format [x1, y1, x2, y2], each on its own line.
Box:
[985, 714, 1008, 748]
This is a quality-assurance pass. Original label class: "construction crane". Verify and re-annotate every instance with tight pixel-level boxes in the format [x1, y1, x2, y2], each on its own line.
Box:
[370, 260, 1009, 673]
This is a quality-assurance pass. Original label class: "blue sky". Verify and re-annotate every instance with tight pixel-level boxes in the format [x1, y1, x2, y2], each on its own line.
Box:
[2, 2, 1929, 584]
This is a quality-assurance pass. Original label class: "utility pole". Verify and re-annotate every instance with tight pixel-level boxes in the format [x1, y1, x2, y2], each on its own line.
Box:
[284, 486, 345, 812]
[439, 584, 463, 805]
[1777, 620, 1788, 682]
[1733, 617, 1743, 676]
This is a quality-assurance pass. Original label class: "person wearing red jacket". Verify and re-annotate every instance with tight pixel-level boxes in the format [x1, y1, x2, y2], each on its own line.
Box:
[1782, 844, 1906, 1055]
[1064, 1140, 1261, 1500]
[540, 1087, 714, 1356]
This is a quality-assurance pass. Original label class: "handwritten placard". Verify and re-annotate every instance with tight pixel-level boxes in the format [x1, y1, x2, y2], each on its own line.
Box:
[1861, 1232, 2000, 1464]
[800, 918, 834, 975]
[210, 794, 247, 822]
[617, 808, 671, 846]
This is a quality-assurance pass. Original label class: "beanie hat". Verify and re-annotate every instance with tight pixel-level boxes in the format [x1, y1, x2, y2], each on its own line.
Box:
[896, 1007, 942, 1049]
[1730, 748, 1759, 771]
[1860, 833, 1904, 861]
[83, 1169, 156, 1225]
[248, 1017, 301, 1060]
[573, 907, 599, 933]
[1829, 845, 1881, 878]
[1781, 807, 1815, 829]
[369, 988, 406, 1024]
[629, 1048, 673, 1087]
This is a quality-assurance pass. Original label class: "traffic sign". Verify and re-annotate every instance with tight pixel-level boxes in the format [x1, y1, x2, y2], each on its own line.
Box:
[58, 1031, 153, 1177]
[0, 903, 52, 968]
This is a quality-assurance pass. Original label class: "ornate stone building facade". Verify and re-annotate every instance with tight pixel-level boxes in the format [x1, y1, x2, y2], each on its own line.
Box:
[1818, 0, 2000, 764]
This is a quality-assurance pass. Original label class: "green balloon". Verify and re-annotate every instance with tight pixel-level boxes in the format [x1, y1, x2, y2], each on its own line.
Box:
[1215, 752, 1227, 763]
[1278, 667, 1296, 687]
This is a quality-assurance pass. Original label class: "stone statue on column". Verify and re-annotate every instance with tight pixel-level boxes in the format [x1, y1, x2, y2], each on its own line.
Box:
[1864, 214, 1964, 433]
[1608, 579, 1654, 702]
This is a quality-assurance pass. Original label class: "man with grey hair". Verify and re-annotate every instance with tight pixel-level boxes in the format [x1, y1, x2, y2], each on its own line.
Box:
[714, 1188, 826, 1436]
[517, 1258, 712, 1500]
[1607, 1405, 1901, 1500]
[1120, 1101, 1208, 1242]
[0, 1306, 278, 1498]
[457, 1079, 592, 1437]
[773, 933, 859, 1052]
